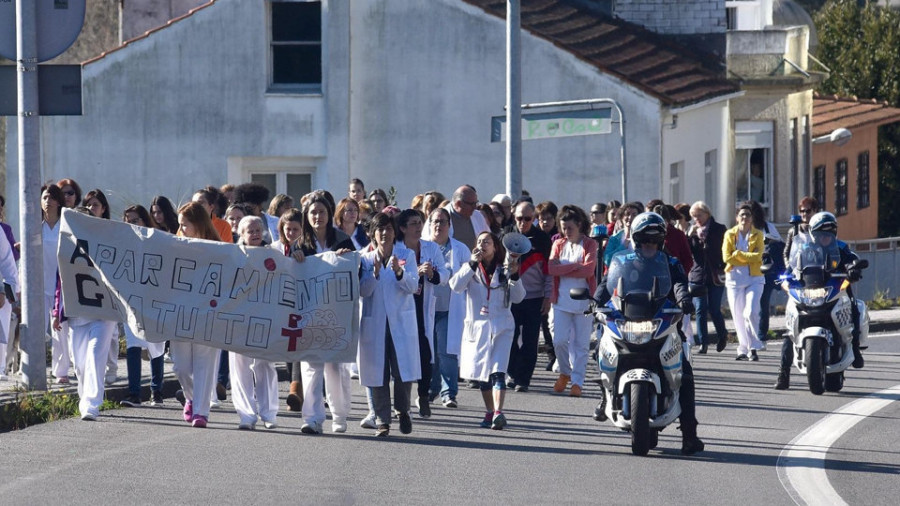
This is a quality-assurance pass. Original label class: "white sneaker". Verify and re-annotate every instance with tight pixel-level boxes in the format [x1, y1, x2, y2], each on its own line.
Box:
[300, 421, 322, 434]
[104, 375, 117, 386]
[81, 412, 98, 421]
[164, 352, 174, 363]
[238, 421, 256, 430]
[360, 413, 377, 429]
[552, 362, 560, 373]
[332, 417, 347, 433]
[263, 420, 278, 430]
[210, 398, 221, 409]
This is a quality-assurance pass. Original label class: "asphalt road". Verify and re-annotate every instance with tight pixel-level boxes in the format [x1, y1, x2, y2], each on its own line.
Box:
[1, 333, 897, 505]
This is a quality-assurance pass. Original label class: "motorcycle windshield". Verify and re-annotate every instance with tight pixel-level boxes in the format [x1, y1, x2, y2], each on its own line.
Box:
[607, 251, 672, 319]
[788, 232, 842, 275]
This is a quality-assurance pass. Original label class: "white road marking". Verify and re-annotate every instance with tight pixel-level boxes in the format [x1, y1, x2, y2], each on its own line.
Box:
[777, 384, 900, 505]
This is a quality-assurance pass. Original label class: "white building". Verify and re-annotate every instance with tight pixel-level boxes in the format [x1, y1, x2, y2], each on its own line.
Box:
[6, 0, 818, 228]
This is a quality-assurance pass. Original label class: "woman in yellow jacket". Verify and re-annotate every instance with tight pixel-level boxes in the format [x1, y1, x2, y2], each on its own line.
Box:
[722, 203, 766, 361]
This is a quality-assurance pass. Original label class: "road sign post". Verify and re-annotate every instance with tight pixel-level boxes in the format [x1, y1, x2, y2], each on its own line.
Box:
[4, 0, 86, 390]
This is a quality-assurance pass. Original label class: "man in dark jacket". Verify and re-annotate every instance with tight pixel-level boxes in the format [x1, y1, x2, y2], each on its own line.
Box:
[504, 202, 552, 392]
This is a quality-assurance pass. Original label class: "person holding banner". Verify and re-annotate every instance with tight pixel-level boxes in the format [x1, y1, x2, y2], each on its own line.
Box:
[273, 208, 306, 412]
[53, 206, 117, 421]
[358, 212, 421, 436]
[119, 206, 166, 407]
[42, 184, 71, 384]
[229, 216, 280, 430]
[83, 189, 120, 387]
[449, 231, 525, 430]
[293, 195, 355, 434]
[171, 201, 224, 428]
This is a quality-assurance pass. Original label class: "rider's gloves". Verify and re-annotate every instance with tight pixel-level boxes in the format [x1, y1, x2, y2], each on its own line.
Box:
[678, 299, 695, 314]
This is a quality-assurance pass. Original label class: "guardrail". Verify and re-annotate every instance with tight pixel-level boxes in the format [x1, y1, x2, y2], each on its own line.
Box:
[845, 237, 900, 301]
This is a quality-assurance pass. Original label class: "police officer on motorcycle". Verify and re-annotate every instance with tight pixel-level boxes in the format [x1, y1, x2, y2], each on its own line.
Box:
[593, 212, 705, 455]
[774, 211, 866, 390]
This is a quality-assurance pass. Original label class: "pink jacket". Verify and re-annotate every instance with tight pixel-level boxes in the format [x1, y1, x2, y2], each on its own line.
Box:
[547, 236, 598, 304]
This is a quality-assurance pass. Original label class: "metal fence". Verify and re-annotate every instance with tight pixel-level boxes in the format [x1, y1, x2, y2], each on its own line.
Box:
[845, 237, 900, 301]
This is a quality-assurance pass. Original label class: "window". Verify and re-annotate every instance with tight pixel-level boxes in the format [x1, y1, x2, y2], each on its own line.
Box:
[813, 165, 826, 211]
[734, 121, 773, 209]
[270, 0, 322, 93]
[857, 151, 870, 209]
[835, 159, 848, 216]
[227, 157, 319, 207]
[704, 149, 717, 206]
[670, 161, 683, 203]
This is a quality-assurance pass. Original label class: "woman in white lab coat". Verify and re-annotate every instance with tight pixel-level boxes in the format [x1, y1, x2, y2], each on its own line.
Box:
[395, 209, 450, 418]
[229, 216, 280, 430]
[450, 231, 525, 430]
[357, 212, 421, 437]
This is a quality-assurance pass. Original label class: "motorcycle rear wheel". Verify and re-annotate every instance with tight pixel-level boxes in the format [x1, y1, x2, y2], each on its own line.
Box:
[805, 339, 825, 395]
[630, 383, 651, 456]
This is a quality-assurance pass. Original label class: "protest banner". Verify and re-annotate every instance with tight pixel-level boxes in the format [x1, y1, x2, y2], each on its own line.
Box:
[57, 209, 360, 363]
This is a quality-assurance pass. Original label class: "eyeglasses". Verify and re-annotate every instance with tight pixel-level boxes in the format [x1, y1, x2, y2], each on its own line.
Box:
[515, 215, 534, 222]
[63, 190, 76, 197]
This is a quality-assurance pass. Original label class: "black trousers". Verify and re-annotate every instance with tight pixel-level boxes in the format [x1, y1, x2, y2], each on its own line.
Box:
[508, 297, 543, 387]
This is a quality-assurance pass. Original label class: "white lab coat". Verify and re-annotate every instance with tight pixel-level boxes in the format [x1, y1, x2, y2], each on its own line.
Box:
[438, 238, 471, 356]
[449, 262, 526, 382]
[396, 240, 450, 363]
[357, 247, 422, 387]
[0, 231, 19, 347]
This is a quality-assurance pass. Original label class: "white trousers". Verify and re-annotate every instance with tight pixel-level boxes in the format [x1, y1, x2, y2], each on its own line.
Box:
[69, 319, 115, 417]
[229, 353, 279, 425]
[170, 340, 218, 417]
[106, 324, 119, 379]
[551, 307, 593, 387]
[726, 276, 765, 355]
[681, 312, 695, 344]
[0, 301, 10, 375]
[46, 294, 70, 380]
[301, 361, 351, 425]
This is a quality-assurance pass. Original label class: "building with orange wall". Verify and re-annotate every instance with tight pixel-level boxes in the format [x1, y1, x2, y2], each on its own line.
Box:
[811, 94, 900, 240]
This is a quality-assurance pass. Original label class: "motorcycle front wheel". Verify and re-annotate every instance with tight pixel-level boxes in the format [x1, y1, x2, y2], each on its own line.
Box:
[805, 339, 825, 395]
[630, 383, 651, 456]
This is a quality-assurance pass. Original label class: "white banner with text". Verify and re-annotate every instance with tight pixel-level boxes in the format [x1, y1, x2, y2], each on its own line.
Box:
[57, 209, 360, 363]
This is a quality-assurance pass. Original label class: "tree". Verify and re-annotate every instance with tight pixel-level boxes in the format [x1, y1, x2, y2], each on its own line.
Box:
[816, 0, 900, 236]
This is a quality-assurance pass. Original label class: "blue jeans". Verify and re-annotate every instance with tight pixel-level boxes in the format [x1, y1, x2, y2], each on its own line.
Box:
[429, 311, 458, 401]
[694, 284, 727, 346]
[126, 346, 163, 396]
[759, 273, 777, 339]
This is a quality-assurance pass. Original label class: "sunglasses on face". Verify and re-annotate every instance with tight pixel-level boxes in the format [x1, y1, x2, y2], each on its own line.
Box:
[63, 190, 76, 197]
[799, 208, 811, 214]
[515, 216, 533, 222]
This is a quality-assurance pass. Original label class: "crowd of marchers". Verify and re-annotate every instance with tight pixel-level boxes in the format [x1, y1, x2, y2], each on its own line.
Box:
[0, 178, 865, 454]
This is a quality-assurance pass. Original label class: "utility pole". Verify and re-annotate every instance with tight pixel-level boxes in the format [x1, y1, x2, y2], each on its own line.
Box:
[505, 0, 522, 201]
[16, 0, 48, 390]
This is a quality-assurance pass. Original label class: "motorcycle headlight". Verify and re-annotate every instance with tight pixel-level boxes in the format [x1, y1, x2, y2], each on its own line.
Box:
[798, 286, 831, 307]
[614, 319, 660, 345]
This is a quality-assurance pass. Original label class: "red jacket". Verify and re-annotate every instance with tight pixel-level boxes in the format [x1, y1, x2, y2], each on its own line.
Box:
[665, 225, 693, 273]
[547, 236, 598, 304]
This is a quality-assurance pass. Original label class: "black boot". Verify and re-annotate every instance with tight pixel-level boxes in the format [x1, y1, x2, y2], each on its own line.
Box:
[593, 391, 607, 422]
[774, 369, 790, 390]
[680, 422, 705, 455]
[852, 344, 864, 369]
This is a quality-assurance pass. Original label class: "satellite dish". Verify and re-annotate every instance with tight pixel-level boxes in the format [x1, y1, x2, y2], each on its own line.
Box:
[502, 232, 532, 256]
